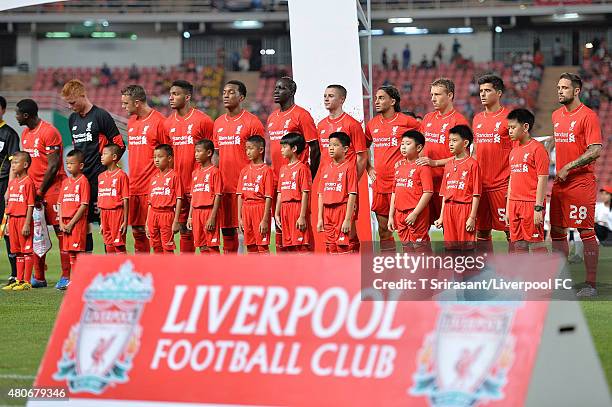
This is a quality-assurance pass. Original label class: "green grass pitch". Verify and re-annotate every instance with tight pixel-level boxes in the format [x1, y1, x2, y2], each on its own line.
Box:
[0, 230, 610, 405]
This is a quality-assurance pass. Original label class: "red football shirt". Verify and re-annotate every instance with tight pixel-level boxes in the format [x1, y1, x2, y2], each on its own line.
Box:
[191, 165, 223, 208]
[318, 159, 358, 205]
[237, 163, 275, 202]
[6, 176, 36, 216]
[266, 105, 318, 177]
[366, 112, 420, 193]
[440, 156, 481, 203]
[149, 169, 183, 210]
[59, 175, 91, 218]
[97, 169, 129, 210]
[214, 110, 265, 193]
[420, 109, 469, 190]
[165, 108, 214, 193]
[20, 120, 66, 190]
[278, 161, 312, 202]
[317, 112, 367, 168]
[552, 103, 602, 176]
[393, 159, 434, 211]
[472, 107, 513, 191]
[128, 109, 168, 195]
[509, 139, 549, 202]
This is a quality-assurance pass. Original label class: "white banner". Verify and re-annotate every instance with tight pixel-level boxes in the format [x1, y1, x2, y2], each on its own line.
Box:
[288, 0, 364, 124]
[0, 1, 66, 11]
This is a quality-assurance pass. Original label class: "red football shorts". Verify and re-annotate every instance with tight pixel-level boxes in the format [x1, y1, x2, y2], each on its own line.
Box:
[371, 191, 391, 218]
[508, 200, 544, 242]
[43, 179, 62, 226]
[178, 194, 191, 224]
[394, 206, 431, 243]
[61, 216, 87, 252]
[101, 208, 126, 246]
[476, 188, 508, 232]
[220, 193, 238, 229]
[442, 201, 476, 243]
[147, 208, 176, 252]
[192, 206, 221, 248]
[550, 174, 596, 229]
[129, 194, 148, 226]
[241, 200, 271, 246]
[322, 203, 354, 254]
[280, 200, 310, 247]
[8, 216, 33, 254]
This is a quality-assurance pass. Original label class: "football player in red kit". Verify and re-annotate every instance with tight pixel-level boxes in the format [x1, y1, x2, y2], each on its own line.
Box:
[550, 73, 603, 297]
[213, 80, 265, 253]
[98, 144, 129, 254]
[121, 84, 168, 254]
[165, 80, 213, 253]
[417, 78, 469, 225]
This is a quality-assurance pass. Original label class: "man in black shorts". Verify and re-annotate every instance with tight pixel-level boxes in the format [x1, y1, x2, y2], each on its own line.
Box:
[61, 80, 125, 252]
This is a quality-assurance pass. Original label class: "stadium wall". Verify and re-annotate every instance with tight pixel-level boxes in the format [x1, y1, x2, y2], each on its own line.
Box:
[361, 33, 493, 64]
[17, 35, 181, 68]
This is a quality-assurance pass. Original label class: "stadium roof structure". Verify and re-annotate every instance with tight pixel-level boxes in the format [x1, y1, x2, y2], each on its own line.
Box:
[1, 0, 610, 22]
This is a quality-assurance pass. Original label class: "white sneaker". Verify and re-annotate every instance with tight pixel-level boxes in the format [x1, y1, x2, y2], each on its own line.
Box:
[576, 286, 597, 298]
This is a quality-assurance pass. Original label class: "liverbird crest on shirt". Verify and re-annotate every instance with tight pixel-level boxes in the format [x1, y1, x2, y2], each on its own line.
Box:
[409, 169, 416, 178]
[337, 172, 343, 182]
[284, 119, 291, 129]
[569, 120, 577, 131]
[187, 124, 194, 135]
[292, 171, 297, 180]
[236, 125, 243, 134]
[494, 121, 501, 132]
[523, 153, 530, 162]
[392, 126, 399, 135]
[441, 123, 449, 132]
[461, 170, 468, 179]
[143, 125, 150, 135]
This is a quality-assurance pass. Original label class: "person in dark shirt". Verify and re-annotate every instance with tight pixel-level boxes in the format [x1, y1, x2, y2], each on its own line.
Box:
[61, 80, 125, 253]
[0, 96, 20, 284]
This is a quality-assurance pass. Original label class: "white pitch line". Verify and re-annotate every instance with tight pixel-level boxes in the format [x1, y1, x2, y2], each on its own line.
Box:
[0, 373, 35, 380]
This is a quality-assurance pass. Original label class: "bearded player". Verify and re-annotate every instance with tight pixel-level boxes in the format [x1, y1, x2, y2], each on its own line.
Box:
[551, 73, 603, 297]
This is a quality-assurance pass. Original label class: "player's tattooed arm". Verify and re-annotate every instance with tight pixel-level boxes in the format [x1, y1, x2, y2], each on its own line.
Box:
[556, 144, 601, 181]
[568, 144, 602, 170]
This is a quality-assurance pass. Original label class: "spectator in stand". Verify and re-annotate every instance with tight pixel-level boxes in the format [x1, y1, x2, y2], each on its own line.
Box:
[534, 50, 544, 68]
[451, 38, 461, 61]
[553, 37, 566, 66]
[595, 186, 612, 243]
[239, 45, 251, 71]
[90, 74, 101, 88]
[419, 54, 429, 70]
[533, 37, 541, 55]
[382, 48, 389, 70]
[434, 43, 444, 65]
[391, 54, 399, 72]
[128, 64, 140, 81]
[403, 44, 411, 69]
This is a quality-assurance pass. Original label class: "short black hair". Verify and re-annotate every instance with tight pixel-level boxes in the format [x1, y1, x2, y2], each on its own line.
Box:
[67, 148, 85, 163]
[449, 125, 473, 148]
[103, 143, 122, 159]
[171, 80, 193, 96]
[16, 99, 38, 117]
[0, 96, 6, 111]
[279, 77, 297, 95]
[195, 139, 215, 151]
[559, 72, 582, 90]
[507, 108, 535, 131]
[155, 144, 174, 157]
[280, 132, 306, 155]
[246, 135, 266, 150]
[327, 84, 347, 99]
[378, 85, 401, 112]
[13, 151, 32, 167]
[329, 132, 351, 148]
[226, 80, 247, 97]
[402, 130, 425, 147]
[477, 74, 505, 93]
